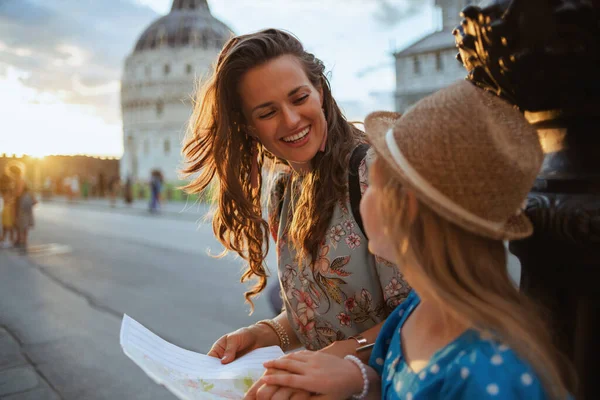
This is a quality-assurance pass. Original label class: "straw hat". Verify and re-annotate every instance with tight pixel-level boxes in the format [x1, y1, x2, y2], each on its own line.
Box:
[364, 80, 543, 240]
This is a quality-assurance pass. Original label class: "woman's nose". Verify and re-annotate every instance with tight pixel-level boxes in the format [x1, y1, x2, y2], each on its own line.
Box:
[281, 105, 300, 128]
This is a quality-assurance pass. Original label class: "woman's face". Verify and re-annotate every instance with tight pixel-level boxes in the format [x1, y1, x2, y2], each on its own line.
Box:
[238, 55, 326, 172]
[360, 159, 398, 262]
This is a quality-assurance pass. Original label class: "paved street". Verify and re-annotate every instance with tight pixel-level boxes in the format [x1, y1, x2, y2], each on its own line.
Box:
[0, 200, 278, 400]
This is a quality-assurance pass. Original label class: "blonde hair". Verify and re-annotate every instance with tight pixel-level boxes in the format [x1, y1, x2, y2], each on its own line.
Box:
[372, 157, 576, 399]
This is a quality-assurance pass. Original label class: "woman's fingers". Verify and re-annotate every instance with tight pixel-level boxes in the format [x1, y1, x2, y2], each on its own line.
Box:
[207, 336, 227, 359]
[207, 334, 241, 364]
[221, 336, 240, 364]
[263, 358, 305, 375]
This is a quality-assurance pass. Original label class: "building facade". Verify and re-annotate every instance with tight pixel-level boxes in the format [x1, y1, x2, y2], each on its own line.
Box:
[120, 0, 232, 182]
[394, 0, 473, 112]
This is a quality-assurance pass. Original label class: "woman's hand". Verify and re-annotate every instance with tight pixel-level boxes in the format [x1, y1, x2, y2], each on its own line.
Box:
[257, 351, 364, 399]
[207, 324, 279, 364]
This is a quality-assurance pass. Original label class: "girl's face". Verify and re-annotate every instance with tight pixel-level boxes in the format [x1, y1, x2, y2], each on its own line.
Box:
[360, 159, 398, 262]
[238, 55, 326, 172]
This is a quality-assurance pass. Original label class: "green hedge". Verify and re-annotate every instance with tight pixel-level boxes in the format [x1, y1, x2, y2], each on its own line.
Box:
[132, 181, 215, 203]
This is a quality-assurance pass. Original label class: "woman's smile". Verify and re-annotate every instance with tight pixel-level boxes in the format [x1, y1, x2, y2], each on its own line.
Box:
[281, 125, 311, 147]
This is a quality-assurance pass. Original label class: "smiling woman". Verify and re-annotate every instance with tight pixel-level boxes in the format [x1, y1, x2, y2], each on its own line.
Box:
[182, 28, 410, 398]
[238, 55, 327, 172]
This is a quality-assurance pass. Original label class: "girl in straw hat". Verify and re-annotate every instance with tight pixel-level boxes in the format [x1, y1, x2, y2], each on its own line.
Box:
[254, 81, 575, 399]
[183, 28, 409, 395]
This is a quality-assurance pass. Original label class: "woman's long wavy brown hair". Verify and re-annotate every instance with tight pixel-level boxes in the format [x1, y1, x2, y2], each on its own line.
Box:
[182, 29, 363, 311]
[371, 157, 577, 399]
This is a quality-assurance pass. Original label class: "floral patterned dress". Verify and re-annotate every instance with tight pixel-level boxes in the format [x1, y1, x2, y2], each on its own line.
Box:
[267, 148, 411, 350]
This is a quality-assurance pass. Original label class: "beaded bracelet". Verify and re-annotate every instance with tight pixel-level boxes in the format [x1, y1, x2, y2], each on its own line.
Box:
[344, 355, 369, 399]
[256, 319, 290, 351]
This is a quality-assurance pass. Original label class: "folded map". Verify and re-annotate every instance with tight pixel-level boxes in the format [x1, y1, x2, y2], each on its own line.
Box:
[120, 314, 284, 399]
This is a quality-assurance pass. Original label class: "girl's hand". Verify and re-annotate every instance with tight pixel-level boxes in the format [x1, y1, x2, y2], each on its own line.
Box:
[244, 368, 311, 400]
[259, 351, 364, 399]
[207, 324, 279, 364]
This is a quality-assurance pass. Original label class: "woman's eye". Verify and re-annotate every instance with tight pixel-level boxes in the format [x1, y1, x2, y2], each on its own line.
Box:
[259, 110, 275, 119]
[294, 94, 309, 104]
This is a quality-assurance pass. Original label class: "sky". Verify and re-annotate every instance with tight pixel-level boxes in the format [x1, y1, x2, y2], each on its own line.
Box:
[0, 0, 439, 158]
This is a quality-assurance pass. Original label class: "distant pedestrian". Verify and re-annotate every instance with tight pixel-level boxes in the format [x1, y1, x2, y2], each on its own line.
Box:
[108, 176, 120, 207]
[15, 184, 37, 250]
[124, 176, 133, 205]
[81, 176, 90, 199]
[0, 174, 16, 248]
[7, 163, 26, 246]
[98, 173, 106, 197]
[149, 170, 162, 213]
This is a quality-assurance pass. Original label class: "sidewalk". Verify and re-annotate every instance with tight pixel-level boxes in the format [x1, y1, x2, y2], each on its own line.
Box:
[40, 196, 211, 221]
[0, 251, 175, 400]
[0, 326, 60, 399]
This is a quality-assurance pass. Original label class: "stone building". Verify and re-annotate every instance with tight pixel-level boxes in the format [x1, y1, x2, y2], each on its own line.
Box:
[394, 0, 473, 112]
[120, 0, 232, 182]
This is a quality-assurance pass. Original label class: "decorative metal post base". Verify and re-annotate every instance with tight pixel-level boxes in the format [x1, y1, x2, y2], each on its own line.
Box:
[453, 1, 600, 398]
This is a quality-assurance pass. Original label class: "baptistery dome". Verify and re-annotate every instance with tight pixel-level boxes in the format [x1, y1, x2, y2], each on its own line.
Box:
[120, 0, 232, 183]
[134, 0, 230, 53]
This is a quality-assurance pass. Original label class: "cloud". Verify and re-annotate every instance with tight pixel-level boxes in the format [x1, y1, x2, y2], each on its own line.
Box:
[372, 0, 425, 27]
[0, 0, 158, 123]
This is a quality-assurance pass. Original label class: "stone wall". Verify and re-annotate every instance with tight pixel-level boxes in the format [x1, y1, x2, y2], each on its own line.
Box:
[394, 48, 464, 112]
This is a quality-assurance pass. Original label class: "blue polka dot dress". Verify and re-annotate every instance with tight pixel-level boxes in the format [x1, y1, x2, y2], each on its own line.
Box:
[369, 290, 552, 399]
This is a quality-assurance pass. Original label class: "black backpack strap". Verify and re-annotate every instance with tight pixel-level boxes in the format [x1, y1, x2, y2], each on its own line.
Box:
[349, 143, 370, 239]
[276, 144, 370, 238]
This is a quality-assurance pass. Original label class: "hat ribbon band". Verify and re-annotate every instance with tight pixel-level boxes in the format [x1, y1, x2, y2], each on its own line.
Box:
[384, 128, 504, 232]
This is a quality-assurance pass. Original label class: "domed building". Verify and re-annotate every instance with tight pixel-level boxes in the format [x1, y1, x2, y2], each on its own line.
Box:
[120, 0, 232, 182]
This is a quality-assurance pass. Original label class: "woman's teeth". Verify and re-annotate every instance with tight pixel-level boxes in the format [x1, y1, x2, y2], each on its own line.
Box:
[282, 127, 310, 143]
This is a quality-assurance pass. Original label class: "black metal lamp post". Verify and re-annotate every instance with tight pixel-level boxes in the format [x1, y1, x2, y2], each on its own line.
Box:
[453, 1, 600, 398]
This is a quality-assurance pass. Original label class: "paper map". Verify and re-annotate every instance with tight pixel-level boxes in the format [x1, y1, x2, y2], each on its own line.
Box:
[120, 314, 284, 399]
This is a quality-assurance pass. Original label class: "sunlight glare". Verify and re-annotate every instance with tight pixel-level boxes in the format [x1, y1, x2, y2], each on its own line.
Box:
[0, 63, 123, 158]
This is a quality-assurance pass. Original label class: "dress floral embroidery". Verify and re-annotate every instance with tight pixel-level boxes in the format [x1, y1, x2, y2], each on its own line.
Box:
[267, 148, 411, 350]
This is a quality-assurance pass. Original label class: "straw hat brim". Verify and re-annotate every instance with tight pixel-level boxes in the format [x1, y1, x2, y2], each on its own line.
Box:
[364, 111, 533, 241]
